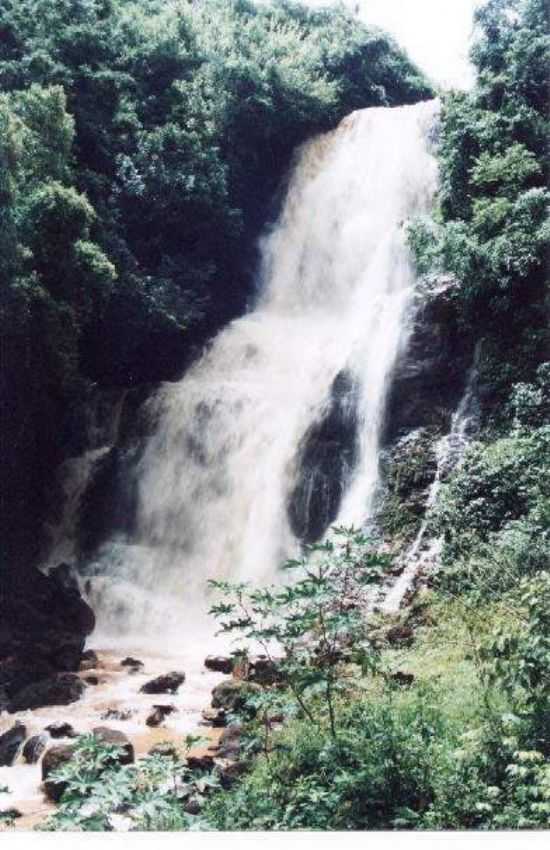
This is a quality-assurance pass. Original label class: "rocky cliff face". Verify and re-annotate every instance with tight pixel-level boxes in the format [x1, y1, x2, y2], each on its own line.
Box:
[0, 564, 94, 713]
[378, 275, 474, 544]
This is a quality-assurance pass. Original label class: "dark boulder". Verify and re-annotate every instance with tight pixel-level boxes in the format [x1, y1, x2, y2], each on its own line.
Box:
[201, 707, 227, 728]
[42, 743, 76, 802]
[288, 370, 360, 543]
[386, 625, 414, 646]
[390, 671, 415, 687]
[247, 656, 283, 686]
[214, 757, 247, 789]
[0, 563, 95, 712]
[45, 722, 77, 739]
[22, 734, 48, 764]
[8, 673, 85, 713]
[91, 727, 134, 765]
[148, 742, 179, 759]
[204, 655, 233, 675]
[382, 275, 472, 445]
[146, 704, 177, 727]
[80, 649, 99, 671]
[0, 722, 26, 766]
[140, 671, 185, 695]
[0, 807, 22, 821]
[121, 657, 144, 672]
[186, 753, 215, 772]
[217, 723, 242, 761]
[211, 680, 261, 714]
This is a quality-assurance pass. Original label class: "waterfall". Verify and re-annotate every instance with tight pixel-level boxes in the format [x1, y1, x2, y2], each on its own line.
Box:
[83, 100, 440, 640]
[379, 346, 481, 614]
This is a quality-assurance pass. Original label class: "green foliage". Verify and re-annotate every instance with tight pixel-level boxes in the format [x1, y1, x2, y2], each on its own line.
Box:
[408, 0, 549, 410]
[435, 416, 549, 595]
[209, 528, 388, 741]
[42, 733, 212, 832]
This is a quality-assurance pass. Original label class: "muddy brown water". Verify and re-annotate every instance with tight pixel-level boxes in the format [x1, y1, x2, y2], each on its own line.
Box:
[0, 647, 226, 830]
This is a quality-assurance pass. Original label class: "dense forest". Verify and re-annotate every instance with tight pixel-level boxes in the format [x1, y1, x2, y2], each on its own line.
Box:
[0, 0, 549, 835]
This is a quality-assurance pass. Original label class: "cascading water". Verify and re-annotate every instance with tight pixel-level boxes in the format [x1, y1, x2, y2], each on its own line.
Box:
[379, 346, 480, 614]
[84, 100, 440, 641]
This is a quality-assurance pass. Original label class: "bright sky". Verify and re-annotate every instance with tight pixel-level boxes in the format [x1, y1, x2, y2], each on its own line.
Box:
[296, 0, 483, 90]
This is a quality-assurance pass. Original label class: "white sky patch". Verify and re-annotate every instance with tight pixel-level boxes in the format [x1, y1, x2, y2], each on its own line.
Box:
[270, 0, 484, 90]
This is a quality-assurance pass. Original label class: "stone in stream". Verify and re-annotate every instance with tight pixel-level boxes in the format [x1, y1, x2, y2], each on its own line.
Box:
[100, 708, 134, 722]
[79, 649, 99, 671]
[42, 743, 76, 802]
[91, 728, 135, 765]
[204, 655, 234, 675]
[0, 722, 26, 766]
[22, 734, 48, 764]
[121, 656, 144, 672]
[146, 704, 178, 727]
[41, 732, 135, 801]
[201, 707, 227, 728]
[140, 671, 185, 695]
[186, 753, 215, 772]
[211, 679, 261, 714]
[216, 723, 242, 761]
[148, 742, 179, 759]
[8, 673, 85, 713]
[214, 757, 247, 790]
[0, 807, 22, 821]
[45, 722, 77, 739]
[0, 563, 95, 713]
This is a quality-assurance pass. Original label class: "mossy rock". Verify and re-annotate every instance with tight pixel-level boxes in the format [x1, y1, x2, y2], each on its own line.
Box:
[211, 680, 261, 713]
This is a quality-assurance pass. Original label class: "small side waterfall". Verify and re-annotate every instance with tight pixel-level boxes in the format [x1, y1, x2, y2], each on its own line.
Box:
[69, 101, 440, 640]
[379, 347, 480, 613]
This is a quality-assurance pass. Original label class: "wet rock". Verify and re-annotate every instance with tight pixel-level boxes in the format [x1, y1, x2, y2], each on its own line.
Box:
[91, 728, 134, 765]
[148, 742, 179, 759]
[288, 370, 360, 543]
[121, 657, 143, 672]
[217, 723, 241, 761]
[247, 656, 283, 686]
[146, 704, 177, 727]
[378, 428, 440, 540]
[383, 274, 471, 445]
[22, 734, 48, 764]
[386, 625, 414, 646]
[0, 722, 26, 766]
[214, 757, 246, 790]
[201, 707, 227, 728]
[140, 671, 185, 695]
[0, 565, 95, 713]
[42, 743, 76, 802]
[8, 673, 85, 713]
[45, 722, 77, 739]
[211, 680, 261, 714]
[390, 671, 415, 687]
[204, 655, 233, 675]
[0, 807, 22, 820]
[183, 797, 203, 816]
[100, 708, 133, 722]
[80, 649, 99, 671]
[186, 753, 215, 772]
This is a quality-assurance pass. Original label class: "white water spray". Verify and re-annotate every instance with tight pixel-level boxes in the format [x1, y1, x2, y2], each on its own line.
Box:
[87, 101, 440, 639]
[379, 346, 480, 613]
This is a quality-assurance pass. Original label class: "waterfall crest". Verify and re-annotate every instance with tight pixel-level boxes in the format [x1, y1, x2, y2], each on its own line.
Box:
[87, 100, 440, 639]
